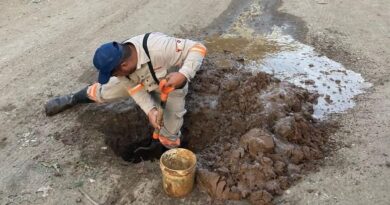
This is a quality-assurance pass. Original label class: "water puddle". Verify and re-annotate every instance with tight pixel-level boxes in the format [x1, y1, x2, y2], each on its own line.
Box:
[205, 32, 371, 119]
[258, 31, 371, 119]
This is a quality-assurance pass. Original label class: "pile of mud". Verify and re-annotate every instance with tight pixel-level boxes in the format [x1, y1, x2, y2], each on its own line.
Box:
[183, 56, 330, 204]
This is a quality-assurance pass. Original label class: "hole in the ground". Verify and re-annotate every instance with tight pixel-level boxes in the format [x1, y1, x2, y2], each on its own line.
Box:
[78, 101, 165, 163]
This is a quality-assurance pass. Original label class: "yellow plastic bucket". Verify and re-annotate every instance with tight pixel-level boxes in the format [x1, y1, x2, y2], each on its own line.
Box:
[160, 148, 197, 198]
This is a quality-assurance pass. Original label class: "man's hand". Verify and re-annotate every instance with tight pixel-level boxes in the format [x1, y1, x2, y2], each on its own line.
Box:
[165, 72, 187, 89]
[148, 108, 161, 130]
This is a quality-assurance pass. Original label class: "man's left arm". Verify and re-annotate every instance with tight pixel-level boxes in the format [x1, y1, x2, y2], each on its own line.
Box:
[178, 42, 207, 82]
[164, 40, 207, 88]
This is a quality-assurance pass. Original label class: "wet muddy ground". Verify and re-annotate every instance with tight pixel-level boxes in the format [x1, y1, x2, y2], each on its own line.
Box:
[72, 35, 340, 204]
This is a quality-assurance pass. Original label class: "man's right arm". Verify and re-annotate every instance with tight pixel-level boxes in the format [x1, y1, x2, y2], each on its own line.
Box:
[87, 76, 159, 128]
[45, 76, 157, 117]
[86, 76, 129, 103]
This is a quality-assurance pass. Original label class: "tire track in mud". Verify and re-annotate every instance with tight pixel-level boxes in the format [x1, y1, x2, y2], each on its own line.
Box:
[247, 0, 308, 41]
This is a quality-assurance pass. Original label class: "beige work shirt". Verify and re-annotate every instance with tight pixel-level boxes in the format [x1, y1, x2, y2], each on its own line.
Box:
[88, 32, 206, 114]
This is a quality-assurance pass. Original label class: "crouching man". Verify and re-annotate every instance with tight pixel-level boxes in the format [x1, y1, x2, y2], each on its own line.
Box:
[45, 32, 206, 149]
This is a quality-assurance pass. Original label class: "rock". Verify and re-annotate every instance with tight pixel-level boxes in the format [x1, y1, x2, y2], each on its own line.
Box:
[265, 180, 283, 195]
[267, 153, 284, 162]
[237, 181, 251, 198]
[223, 142, 232, 151]
[306, 188, 315, 193]
[274, 161, 286, 175]
[249, 190, 273, 205]
[197, 169, 221, 198]
[290, 147, 305, 164]
[228, 149, 240, 164]
[229, 147, 245, 163]
[223, 79, 240, 91]
[261, 157, 273, 166]
[215, 179, 227, 197]
[287, 163, 301, 174]
[240, 128, 275, 157]
[291, 173, 302, 181]
[217, 166, 230, 174]
[302, 79, 315, 85]
[278, 176, 290, 190]
[197, 168, 241, 200]
[324, 94, 333, 104]
[263, 102, 286, 126]
[301, 146, 311, 159]
[239, 162, 273, 190]
[273, 116, 295, 140]
[36, 186, 52, 197]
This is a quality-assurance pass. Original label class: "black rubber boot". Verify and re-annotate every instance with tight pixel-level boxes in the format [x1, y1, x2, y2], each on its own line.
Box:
[45, 86, 93, 116]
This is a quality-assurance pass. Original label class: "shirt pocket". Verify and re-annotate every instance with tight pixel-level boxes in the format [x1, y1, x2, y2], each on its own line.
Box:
[130, 66, 157, 91]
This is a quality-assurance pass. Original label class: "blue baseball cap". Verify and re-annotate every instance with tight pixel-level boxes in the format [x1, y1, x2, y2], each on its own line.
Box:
[93, 42, 123, 84]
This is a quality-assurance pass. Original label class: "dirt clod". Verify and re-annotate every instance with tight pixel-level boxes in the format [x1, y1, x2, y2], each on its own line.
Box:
[291, 147, 305, 164]
[249, 190, 273, 205]
[265, 180, 283, 195]
[240, 128, 275, 157]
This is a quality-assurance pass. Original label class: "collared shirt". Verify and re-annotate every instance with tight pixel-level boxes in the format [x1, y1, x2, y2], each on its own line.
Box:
[123, 32, 196, 92]
[88, 32, 207, 114]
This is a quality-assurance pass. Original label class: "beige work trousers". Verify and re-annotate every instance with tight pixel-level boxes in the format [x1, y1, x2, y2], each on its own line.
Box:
[150, 83, 188, 142]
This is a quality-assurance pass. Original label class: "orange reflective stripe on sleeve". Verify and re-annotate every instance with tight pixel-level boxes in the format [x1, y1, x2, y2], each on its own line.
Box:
[87, 83, 99, 101]
[190, 44, 207, 57]
[127, 83, 144, 96]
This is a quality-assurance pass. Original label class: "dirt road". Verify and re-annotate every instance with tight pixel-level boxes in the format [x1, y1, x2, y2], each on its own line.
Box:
[276, 0, 390, 204]
[0, 0, 389, 204]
